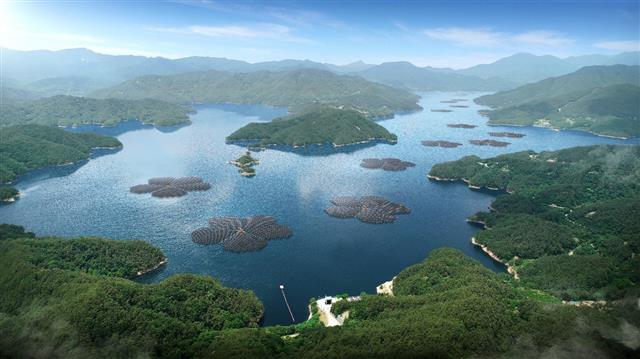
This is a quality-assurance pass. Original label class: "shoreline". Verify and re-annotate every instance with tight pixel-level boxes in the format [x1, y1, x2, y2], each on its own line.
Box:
[471, 237, 519, 279]
[485, 121, 631, 140]
[227, 137, 396, 149]
[427, 175, 509, 193]
[133, 257, 168, 277]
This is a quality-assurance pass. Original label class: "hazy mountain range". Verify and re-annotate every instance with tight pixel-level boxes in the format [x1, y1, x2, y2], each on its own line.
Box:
[2, 48, 638, 96]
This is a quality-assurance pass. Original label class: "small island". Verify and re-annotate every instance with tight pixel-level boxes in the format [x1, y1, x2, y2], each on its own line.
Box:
[469, 139, 511, 147]
[0, 187, 19, 203]
[325, 196, 410, 224]
[449, 105, 469, 108]
[430, 109, 453, 112]
[360, 158, 416, 171]
[488, 132, 526, 138]
[130, 176, 211, 198]
[229, 151, 259, 177]
[447, 123, 477, 129]
[226, 107, 398, 148]
[191, 216, 292, 252]
[421, 140, 463, 148]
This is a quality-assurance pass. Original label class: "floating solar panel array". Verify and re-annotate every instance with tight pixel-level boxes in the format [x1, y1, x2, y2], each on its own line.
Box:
[130, 176, 211, 198]
[191, 216, 292, 252]
[325, 196, 410, 224]
[360, 158, 416, 171]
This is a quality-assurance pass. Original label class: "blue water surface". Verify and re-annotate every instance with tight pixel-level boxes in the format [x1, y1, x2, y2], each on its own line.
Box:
[2, 92, 637, 325]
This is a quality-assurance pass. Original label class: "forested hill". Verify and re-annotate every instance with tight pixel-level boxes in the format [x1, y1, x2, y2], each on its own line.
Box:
[429, 145, 640, 301]
[1, 95, 192, 127]
[474, 65, 640, 138]
[0, 125, 121, 183]
[2, 222, 637, 357]
[92, 68, 422, 119]
[226, 107, 397, 147]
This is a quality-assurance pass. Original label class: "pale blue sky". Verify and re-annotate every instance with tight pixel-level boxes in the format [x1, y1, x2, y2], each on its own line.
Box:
[1, 0, 638, 68]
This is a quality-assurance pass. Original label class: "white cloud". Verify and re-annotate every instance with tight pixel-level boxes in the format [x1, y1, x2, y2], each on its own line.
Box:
[423, 27, 504, 47]
[422, 27, 574, 49]
[149, 23, 311, 43]
[513, 31, 573, 47]
[594, 40, 640, 51]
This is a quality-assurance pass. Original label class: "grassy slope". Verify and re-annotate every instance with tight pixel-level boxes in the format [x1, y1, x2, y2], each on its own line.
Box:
[0, 124, 121, 182]
[226, 107, 397, 146]
[93, 69, 422, 119]
[429, 145, 640, 300]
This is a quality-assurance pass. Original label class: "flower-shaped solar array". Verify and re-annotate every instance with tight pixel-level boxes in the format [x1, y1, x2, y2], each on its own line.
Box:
[191, 216, 292, 252]
[130, 176, 211, 198]
[325, 196, 410, 224]
[360, 158, 416, 171]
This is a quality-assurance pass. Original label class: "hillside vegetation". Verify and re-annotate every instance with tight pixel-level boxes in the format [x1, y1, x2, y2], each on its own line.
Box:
[429, 145, 640, 300]
[0, 125, 121, 182]
[92, 68, 422, 119]
[1, 95, 192, 127]
[0, 228, 264, 358]
[226, 107, 397, 147]
[475, 65, 640, 138]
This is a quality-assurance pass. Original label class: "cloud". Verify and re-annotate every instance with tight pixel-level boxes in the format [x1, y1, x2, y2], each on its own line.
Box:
[513, 31, 573, 46]
[594, 40, 640, 51]
[422, 27, 574, 49]
[423, 27, 503, 47]
[149, 23, 311, 43]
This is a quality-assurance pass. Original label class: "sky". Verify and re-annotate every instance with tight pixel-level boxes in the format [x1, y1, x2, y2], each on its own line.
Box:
[0, 0, 638, 68]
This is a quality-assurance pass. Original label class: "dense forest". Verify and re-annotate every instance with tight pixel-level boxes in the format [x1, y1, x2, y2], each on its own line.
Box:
[1, 95, 192, 127]
[0, 125, 121, 183]
[227, 107, 398, 147]
[1, 225, 637, 358]
[0, 226, 265, 358]
[475, 65, 640, 138]
[92, 68, 422, 119]
[429, 145, 640, 300]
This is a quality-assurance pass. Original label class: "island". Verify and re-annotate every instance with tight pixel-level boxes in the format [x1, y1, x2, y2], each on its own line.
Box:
[0, 187, 19, 203]
[469, 139, 510, 147]
[191, 216, 292, 252]
[324, 196, 410, 224]
[421, 140, 463, 148]
[430, 109, 453, 112]
[449, 105, 469, 108]
[475, 65, 640, 138]
[130, 176, 211, 198]
[0, 125, 122, 183]
[488, 131, 526, 138]
[360, 158, 416, 171]
[229, 151, 259, 177]
[447, 123, 477, 128]
[226, 107, 398, 148]
[428, 145, 640, 302]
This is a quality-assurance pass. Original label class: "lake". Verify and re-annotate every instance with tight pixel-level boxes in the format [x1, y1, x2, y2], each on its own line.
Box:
[2, 92, 637, 325]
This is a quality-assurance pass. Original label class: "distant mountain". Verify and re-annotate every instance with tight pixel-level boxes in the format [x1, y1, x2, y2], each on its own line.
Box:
[1, 95, 192, 127]
[476, 65, 640, 138]
[354, 61, 516, 91]
[19, 76, 111, 97]
[92, 68, 422, 119]
[459, 52, 640, 84]
[227, 107, 397, 147]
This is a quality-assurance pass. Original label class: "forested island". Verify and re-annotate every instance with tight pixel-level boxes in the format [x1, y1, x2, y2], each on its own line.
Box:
[429, 145, 639, 300]
[226, 108, 398, 147]
[0, 125, 121, 183]
[93, 68, 422, 119]
[476, 65, 640, 138]
[1, 95, 192, 127]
